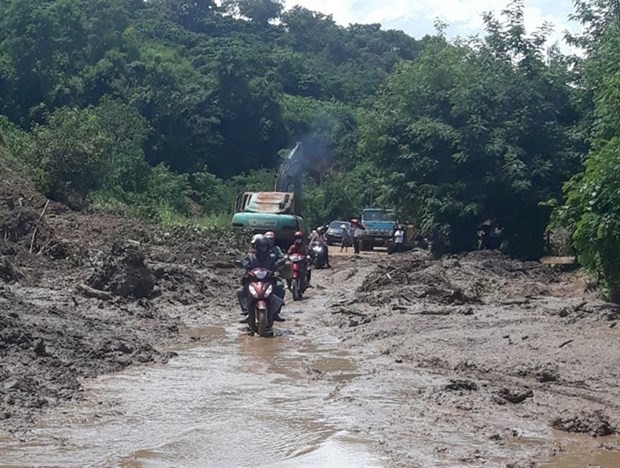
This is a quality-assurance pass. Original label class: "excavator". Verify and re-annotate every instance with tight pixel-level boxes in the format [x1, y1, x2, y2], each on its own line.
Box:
[231, 143, 305, 249]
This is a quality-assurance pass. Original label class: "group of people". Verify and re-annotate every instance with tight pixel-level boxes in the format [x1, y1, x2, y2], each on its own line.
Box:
[326, 221, 363, 254]
[236, 230, 313, 326]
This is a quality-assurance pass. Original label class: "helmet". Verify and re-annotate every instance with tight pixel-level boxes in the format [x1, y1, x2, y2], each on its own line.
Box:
[251, 234, 262, 246]
[255, 235, 271, 254]
[294, 231, 304, 238]
[264, 231, 275, 245]
[340, 224, 346, 229]
[311, 230, 317, 235]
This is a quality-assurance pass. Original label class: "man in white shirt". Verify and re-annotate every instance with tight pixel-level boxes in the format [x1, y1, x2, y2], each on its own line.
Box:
[393, 226, 405, 253]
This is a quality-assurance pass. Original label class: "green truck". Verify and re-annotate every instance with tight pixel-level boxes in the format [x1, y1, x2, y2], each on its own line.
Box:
[231, 143, 305, 248]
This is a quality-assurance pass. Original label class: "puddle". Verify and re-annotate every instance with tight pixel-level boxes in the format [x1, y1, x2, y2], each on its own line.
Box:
[311, 356, 361, 383]
[540, 432, 620, 468]
[0, 318, 385, 468]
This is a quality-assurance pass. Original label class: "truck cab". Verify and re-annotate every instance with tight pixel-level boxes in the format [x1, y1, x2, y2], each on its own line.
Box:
[360, 208, 396, 250]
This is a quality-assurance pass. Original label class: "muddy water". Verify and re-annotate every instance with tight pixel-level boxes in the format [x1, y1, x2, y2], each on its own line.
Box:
[0, 295, 386, 467]
[541, 432, 620, 468]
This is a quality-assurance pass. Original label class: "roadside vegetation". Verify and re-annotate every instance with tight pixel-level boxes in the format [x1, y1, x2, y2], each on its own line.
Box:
[0, 0, 619, 301]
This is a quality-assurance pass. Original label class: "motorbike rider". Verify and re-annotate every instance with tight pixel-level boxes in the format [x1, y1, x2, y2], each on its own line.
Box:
[309, 229, 320, 244]
[310, 226, 331, 268]
[287, 230, 312, 285]
[236, 235, 285, 324]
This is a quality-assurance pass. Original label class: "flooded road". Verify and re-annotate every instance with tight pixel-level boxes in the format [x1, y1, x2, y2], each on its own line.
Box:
[2, 254, 620, 467]
[0, 282, 387, 467]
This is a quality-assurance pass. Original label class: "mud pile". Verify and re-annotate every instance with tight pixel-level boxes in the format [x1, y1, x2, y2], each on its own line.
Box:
[326, 249, 620, 463]
[359, 249, 559, 306]
[88, 242, 156, 298]
[0, 162, 243, 429]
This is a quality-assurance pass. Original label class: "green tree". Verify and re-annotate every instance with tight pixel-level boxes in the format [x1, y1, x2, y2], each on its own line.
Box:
[359, 2, 580, 258]
[557, 1, 620, 301]
[25, 100, 149, 201]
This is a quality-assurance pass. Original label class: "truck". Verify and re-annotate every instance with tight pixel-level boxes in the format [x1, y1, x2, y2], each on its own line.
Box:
[360, 207, 397, 251]
[231, 143, 305, 249]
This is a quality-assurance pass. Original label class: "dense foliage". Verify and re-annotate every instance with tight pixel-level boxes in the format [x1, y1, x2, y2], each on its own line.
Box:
[556, 0, 620, 301]
[0, 0, 619, 299]
[0, 0, 420, 222]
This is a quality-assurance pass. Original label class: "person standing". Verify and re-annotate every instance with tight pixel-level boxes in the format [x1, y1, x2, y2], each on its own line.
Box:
[351, 219, 364, 254]
[393, 225, 405, 253]
[340, 224, 352, 253]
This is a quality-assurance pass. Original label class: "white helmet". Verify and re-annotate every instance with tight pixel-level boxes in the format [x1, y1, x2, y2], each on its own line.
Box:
[251, 234, 262, 246]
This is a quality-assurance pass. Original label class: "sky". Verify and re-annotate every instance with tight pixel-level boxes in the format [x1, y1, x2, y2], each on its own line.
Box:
[282, 0, 581, 52]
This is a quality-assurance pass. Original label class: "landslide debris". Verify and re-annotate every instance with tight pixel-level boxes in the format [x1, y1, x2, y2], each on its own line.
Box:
[329, 248, 620, 455]
[552, 411, 616, 437]
[87, 242, 156, 299]
[0, 162, 242, 429]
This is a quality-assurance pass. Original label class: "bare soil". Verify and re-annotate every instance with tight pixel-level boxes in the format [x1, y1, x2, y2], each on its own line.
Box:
[0, 163, 240, 429]
[1, 162, 619, 466]
[321, 250, 620, 466]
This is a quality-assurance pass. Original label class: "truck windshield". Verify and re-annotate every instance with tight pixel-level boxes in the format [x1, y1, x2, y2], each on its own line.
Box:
[363, 211, 394, 222]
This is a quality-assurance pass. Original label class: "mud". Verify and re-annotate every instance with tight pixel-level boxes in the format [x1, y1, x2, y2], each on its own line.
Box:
[1, 163, 620, 466]
[0, 164, 241, 430]
[322, 250, 620, 466]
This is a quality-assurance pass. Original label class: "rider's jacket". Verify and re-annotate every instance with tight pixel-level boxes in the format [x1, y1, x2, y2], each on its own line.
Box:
[287, 242, 308, 256]
[240, 251, 279, 272]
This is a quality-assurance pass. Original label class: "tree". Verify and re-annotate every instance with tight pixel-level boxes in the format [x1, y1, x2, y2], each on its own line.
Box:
[557, 2, 620, 302]
[359, 2, 580, 258]
[222, 0, 283, 24]
[25, 101, 149, 201]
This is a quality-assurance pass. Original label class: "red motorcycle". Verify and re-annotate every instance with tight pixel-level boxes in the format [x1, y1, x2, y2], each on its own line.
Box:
[244, 267, 278, 337]
[288, 253, 309, 301]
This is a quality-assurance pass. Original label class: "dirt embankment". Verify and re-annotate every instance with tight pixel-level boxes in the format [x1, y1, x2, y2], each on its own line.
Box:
[324, 250, 620, 465]
[0, 164, 242, 429]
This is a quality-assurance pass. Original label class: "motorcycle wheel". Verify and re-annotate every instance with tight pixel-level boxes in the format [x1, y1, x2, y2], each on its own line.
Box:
[258, 307, 269, 337]
[247, 306, 257, 333]
[292, 278, 301, 301]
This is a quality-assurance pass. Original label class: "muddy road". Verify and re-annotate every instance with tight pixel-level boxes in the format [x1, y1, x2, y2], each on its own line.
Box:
[2, 244, 620, 467]
[0, 255, 389, 467]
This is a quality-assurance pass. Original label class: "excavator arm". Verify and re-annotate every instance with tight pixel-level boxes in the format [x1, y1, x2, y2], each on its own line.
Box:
[274, 142, 304, 216]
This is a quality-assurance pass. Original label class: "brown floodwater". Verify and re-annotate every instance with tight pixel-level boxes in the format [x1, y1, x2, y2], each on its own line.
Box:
[0, 310, 387, 467]
[1, 262, 619, 467]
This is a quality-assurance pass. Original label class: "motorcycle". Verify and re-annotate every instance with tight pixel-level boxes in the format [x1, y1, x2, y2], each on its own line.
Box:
[288, 253, 309, 301]
[310, 241, 328, 269]
[235, 261, 282, 337]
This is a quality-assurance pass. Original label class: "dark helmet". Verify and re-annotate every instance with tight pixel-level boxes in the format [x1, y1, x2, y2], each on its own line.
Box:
[255, 235, 271, 254]
[264, 231, 275, 245]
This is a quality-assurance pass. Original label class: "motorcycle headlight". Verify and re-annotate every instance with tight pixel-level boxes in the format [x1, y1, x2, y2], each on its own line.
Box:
[248, 284, 259, 298]
[265, 284, 273, 297]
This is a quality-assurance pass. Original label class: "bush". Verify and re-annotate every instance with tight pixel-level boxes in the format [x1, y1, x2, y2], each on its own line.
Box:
[558, 138, 620, 302]
[23, 101, 150, 203]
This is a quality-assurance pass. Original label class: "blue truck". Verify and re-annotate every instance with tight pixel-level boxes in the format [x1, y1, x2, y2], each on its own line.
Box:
[360, 207, 397, 251]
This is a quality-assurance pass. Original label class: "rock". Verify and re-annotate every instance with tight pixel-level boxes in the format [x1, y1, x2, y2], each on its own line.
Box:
[497, 387, 533, 404]
[552, 411, 615, 437]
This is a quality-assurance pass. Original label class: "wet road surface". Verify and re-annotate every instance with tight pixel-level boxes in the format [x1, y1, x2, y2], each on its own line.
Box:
[1, 257, 620, 467]
[0, 281, 387, 467]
